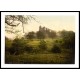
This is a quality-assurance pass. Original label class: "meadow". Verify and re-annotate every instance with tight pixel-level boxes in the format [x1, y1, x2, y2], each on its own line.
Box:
[5, 39, 75, 64]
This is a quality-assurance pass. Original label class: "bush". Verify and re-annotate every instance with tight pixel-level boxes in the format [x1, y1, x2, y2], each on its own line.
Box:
[60, 30, 75, 50]
[51, 44, 61, 53]
[32, 47, 40, 53]
[25, 45, 33, 53]
[38, 40, 47, 50]
[5, 38, 12, 55]
[5, 38, 12, 51]
[9, 38, 27, 55]
[55, 39, 63, 44]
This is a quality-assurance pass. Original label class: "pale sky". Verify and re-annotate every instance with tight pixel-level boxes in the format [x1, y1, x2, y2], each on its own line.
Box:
[24, 15, 75, 32]
[5, 15, 75, 38]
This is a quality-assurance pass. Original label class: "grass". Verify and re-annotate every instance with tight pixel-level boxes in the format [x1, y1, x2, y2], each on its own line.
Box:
[5, 38, 75, 64]
[27, 39, 55, 49]
[5, 51, 74, 64]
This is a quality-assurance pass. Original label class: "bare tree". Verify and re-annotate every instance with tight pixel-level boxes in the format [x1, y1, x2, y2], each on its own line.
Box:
[5, 15, 37, 33]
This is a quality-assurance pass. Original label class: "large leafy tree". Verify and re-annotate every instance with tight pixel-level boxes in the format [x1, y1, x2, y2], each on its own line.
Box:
[60, 30, 75, 49]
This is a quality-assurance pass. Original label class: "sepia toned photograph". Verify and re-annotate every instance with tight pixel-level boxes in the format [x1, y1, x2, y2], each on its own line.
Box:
[1, 12, 79, 68]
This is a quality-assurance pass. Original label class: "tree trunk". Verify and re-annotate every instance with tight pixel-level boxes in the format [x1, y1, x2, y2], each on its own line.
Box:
[22, 23, 24, 33]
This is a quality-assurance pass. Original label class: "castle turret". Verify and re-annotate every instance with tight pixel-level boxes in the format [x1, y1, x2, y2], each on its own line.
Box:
[39, 25, 42, 31]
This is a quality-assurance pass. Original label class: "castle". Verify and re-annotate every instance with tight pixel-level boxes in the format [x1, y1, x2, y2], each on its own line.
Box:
[39, 25, 53, 33]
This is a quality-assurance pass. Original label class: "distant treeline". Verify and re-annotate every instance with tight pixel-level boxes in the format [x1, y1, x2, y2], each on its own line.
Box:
[25, 26, 57, 39]
[24, 26, 75, 40]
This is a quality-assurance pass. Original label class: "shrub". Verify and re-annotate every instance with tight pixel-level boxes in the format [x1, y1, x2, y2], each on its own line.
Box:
[55, 39, 63, 44]
[38, 40, 47, 50]
[5, 38, 12, 55]
[5, 39, 12, 51]
[32, 47, 40, 53]
[9, 38, 27, 55]
[51, 44, 61, 53]
[60, 30, 75, 50]
[25, 45, 33, 53]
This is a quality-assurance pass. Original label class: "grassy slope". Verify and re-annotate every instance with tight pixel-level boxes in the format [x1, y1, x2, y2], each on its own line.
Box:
[5, 52, 74, 64]
[5, 39, 75, 64]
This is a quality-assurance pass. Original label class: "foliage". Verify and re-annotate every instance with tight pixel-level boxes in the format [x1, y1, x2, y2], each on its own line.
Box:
[49, 31, 57, 39]
[36, 31, 45, 39]
[51, 44, 61, 53]
[5, 38, 75, 64]
[5, 37, 12, 54]
[25, 44, 33, 53]
[5, 15, 36, 33]
[9, 38, 27, 55]
[5, 30, 75, 64]
[25, 31, 36, 39]
[38, 40, 47, 50]
[32, 47, 40, 53]
[60, 30, 75, 50]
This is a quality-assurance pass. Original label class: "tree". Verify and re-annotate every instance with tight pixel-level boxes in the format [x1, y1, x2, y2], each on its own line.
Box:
[36, 31, 45, 39]
[5, 37, 12, 53]
[38, 40, 47, 50]
[60, 30, 75, 50]
[9, 38, 27, 55]
[5, 15, 36, 33]
[49, 31, 57, 39]
[26, 31, 36, 39]
[51, 44, 61, 53]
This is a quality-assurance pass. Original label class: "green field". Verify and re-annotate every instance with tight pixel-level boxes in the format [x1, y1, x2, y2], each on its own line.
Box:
[5, 53, 74, 64]
[5, 39, 75, 64]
